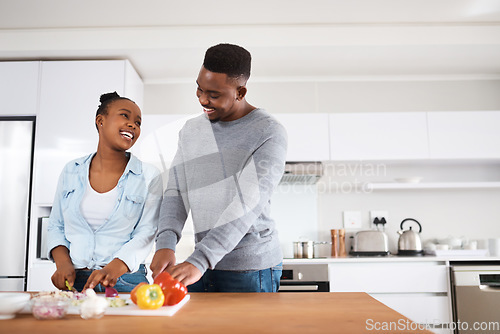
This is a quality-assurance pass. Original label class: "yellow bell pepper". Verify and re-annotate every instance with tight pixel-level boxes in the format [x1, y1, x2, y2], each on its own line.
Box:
[135, 284, 165, 310]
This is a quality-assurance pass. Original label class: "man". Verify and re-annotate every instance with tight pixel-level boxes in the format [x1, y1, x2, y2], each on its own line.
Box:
[150, 43, 287, 292]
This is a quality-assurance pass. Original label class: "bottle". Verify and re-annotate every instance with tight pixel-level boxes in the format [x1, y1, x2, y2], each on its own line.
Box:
[338, 229, 346, 257]
[331, 229, 339, 257]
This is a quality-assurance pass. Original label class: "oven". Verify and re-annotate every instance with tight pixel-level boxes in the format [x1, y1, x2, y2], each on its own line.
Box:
[279, 264, 330, 292]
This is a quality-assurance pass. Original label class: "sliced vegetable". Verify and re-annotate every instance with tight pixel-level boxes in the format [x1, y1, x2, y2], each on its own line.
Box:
[31, 296, 69, 320]
[154, 272, 188, 306]
[105, 286, 119, 298]
[130, 282, 147, 305]
[135, 284, 165, 310]
[80, 289, 109, 320]
[107, 297, 127, 308]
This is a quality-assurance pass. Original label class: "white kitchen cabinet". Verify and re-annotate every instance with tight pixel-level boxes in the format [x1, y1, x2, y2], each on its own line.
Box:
[328, 261, 452, 331]
[33, 60, 143, 205]
[329, 112, 429, 160]
[373, 294, 451, 334]
[0, 61, 40, 116]
[428, 111, 500, 159]
[27, 261, 57, 292]
[274, 113, 330, 161]
[366, 181, 500, 190]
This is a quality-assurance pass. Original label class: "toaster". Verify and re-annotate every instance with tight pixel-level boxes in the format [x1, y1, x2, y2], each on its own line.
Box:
[350, 230, 390, 256]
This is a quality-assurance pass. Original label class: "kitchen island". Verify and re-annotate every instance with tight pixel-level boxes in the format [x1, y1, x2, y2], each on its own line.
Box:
[2, 292, 432, 333]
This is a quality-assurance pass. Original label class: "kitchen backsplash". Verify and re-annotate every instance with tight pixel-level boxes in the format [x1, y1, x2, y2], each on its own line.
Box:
[272, 161, 500, 256]
[272, 184, 319, 258]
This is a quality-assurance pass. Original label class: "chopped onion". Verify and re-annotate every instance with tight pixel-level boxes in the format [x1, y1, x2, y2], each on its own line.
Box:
[80, 289, 109, 320]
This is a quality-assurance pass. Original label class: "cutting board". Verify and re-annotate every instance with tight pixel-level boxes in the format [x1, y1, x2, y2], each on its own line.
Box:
[22, 294, 190, 317]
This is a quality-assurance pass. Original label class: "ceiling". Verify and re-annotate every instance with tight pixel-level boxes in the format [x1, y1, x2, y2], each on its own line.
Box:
[1, 0, 500, 84]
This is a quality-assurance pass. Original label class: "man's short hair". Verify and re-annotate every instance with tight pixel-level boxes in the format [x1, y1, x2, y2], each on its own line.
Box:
[203, 43, 251, 81]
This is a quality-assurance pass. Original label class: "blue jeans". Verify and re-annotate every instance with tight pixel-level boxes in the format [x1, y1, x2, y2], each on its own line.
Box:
[73, 264, 148, 293]
[188, 263, 282, 292]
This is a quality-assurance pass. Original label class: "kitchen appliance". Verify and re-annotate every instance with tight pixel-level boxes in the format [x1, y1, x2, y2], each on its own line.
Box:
[293, 241, 330, 259]
[350, 218, 390, 256]
[451, 264, 500, 333]
[280, 161, 323, 185]
[397, 218, 424, 256]
[279, 264, 329, 292]
[0, 117, 35, 291]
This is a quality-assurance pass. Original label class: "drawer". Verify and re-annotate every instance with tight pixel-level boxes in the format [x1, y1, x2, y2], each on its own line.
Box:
[328, 262, 448, 293]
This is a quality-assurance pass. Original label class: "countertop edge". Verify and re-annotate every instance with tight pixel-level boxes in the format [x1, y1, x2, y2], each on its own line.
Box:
[283, 256, 500, 265]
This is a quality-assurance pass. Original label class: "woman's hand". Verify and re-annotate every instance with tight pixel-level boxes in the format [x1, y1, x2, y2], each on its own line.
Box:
[150, 248, 176, 279]
[51, 263, 76, 290]
[83, 258, 129, 290]
[50, 246, 75, 290]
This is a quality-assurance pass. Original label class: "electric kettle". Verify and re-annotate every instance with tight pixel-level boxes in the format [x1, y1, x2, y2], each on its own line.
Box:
[397, 218, 424, 256]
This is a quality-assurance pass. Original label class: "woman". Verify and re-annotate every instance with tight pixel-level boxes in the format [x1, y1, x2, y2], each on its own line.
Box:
[47, 92, 162, 292]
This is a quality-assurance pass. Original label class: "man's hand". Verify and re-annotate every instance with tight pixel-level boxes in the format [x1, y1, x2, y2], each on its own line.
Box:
[83, 258, 128, 290]
[167, 262, 202, 287]
[149, 248, 176, 279]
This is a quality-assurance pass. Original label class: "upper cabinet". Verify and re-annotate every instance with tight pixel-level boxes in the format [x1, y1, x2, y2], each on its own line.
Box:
[428, 111, 500, 159]
[272, 111, 500, 162]
[273, 113, 330, 161]
[33, 60, 144, 205]
[0, 61, 40, 116]
[329, 112, 429, 161]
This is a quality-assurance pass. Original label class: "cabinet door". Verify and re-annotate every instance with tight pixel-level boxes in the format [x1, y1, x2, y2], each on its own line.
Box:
[329, 262, 448, 293]
[274, 113, 330, 161]
[428, 111, 500, 159]
[0, 61, 39, 116]
[27, 262, 57, 292]
[372, 294, 451, 327]
[329, 112, 429, 160]
[131, 114, 197, 173]
[33, 60, 138, 204]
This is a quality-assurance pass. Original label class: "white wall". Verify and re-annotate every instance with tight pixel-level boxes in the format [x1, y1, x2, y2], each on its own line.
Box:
[316, 162, 500, 254]
[142, 78, 500, 257]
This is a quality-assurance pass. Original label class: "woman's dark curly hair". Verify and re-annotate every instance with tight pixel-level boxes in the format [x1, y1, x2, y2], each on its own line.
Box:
[95, 92, 134, 130]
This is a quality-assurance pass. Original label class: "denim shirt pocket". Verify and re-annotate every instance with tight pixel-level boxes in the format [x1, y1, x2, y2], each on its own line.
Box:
[61, 189, 76, 211]
[123, 195, 144, 219]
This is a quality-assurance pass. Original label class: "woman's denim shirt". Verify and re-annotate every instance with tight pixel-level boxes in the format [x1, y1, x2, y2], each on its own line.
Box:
[46, 153, 163, 272]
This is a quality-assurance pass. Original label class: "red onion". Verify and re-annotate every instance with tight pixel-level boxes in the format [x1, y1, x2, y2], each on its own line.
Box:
[105, 287, 119, 298]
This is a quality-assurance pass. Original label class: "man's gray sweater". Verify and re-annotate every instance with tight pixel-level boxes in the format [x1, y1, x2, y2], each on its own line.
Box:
[156, 108, 288, 273]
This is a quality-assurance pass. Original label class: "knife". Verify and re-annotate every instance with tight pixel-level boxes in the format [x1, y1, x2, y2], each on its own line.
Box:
[65, 280, 77, 292]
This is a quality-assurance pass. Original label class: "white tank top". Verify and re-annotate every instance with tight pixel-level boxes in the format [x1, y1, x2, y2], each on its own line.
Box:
[80, 179, 119, 231]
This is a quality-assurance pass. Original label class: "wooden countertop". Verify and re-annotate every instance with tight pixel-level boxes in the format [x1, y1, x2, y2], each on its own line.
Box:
[2, 292, 433, 334]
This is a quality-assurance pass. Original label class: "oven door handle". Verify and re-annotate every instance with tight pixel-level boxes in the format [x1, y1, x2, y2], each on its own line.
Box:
[279, 285, 319, 291]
